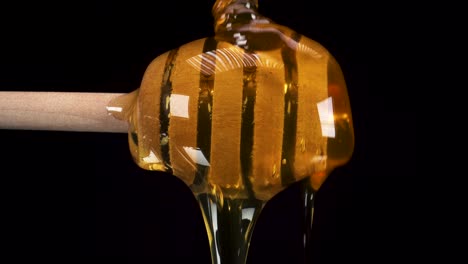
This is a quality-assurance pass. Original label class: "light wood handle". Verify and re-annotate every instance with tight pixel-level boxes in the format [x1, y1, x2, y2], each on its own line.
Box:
[0, 92, 128, 133]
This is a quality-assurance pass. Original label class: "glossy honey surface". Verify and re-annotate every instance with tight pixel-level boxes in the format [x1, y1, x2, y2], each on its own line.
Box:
[108, 0, 354, 201]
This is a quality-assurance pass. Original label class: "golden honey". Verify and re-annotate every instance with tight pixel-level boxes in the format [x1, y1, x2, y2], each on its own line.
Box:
[108, 34, 353, 201]
[107, 0, 354, 263]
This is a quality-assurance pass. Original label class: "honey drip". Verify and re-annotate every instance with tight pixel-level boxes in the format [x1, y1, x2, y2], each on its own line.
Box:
[108, 0, 354, 263]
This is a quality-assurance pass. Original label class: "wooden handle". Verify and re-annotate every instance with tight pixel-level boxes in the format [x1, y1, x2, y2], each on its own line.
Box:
[0, 92, 128, 133]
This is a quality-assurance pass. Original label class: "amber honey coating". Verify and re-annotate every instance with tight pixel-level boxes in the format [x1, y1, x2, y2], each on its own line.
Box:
[107, 3, 354, 264]
[108, 1, 353, 201]
[109, 40, 353, 201]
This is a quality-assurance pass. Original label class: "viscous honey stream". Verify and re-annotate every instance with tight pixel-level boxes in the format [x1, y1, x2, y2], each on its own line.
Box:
[107, 0, 354, 263]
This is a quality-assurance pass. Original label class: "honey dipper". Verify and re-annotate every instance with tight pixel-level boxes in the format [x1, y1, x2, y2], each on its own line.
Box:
[0, 0, 354, 263]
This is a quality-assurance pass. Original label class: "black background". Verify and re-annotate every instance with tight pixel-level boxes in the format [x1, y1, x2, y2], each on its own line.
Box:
[0, 1, 415, 263]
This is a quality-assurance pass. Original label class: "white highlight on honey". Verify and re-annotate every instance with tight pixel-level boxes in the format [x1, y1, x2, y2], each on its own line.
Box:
[183, 146, 211, 166]
[142, 151, 161, 163]
[170, 94, 190, 118]
[317, 97, 336, 138]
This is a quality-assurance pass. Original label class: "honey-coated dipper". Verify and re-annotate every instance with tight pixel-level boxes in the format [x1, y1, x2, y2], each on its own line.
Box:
[0, 0, 354, 263]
